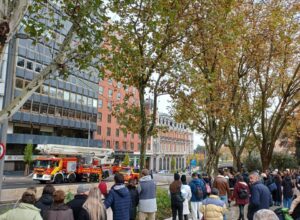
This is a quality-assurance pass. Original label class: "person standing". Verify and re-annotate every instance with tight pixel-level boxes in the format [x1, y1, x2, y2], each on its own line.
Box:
[181, 175, 192, 220]
[137, 169, 157, 220]
[35, 184, 55, 219]
[127, 179, 139, 220]
[0, 191, 42, 220]
[200, 188, 227, 220]
[169, 173, 184, 220]
[247, 172, 272, 220]
[273, 173, 282, 206]
[104, 173, 131, 220]
[232, 175, 249, 220]
[78, 187, 107, 220]
[213, 170, 230, 220]
[45, 190, 74, 220]
[189, 172, 206, 220]
[67, 184, 90, 220]
[282, 174, 294, 209]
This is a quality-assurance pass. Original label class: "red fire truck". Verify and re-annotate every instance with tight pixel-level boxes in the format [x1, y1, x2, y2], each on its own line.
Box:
[33, 144, 114, 184]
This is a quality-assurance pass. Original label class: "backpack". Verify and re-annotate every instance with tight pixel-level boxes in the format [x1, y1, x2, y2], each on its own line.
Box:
[195, 185, 204, 200]
[238, 188, 248, 199]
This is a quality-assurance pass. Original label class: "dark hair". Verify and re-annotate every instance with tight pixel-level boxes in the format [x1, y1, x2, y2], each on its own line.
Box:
[42, 184, 55, 195]
[114, 173, 124, 184]
[181, 175, 187, 184]
[192, 172, 198, 178]
[218, 169, 224, 176]
[237, 175, 244, 182]
[211, 188, 219, 196]
[21, 191, 36, 204]
[174, 173, 180, 181]
[53, 190, 65, 203]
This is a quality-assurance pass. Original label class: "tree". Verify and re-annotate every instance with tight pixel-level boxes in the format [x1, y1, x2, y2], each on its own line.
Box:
[122, 153, 130, 167]
[171, 1, 255, 175]
[245, 0, 300, 171]
[0, 1, 29, 62]
[23, 143, 33, 176]
[0, 0, 107, 123]
[171, 157, 176, 172]
[102, 0, 195, 170]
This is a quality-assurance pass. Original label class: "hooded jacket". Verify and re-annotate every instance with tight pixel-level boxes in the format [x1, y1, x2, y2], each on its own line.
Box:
[104, 184, 131, 220]
[282, 176, 294, 198]
[35, 194, 53, 218]
[0, 203, 42, 220]
[137, 175, 157, 213]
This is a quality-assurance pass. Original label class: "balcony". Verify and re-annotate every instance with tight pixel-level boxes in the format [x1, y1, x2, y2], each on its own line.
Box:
[7, 133, 102, 148]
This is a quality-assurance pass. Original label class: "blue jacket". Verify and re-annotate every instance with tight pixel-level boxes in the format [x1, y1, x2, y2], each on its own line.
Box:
[247, 181, 272, 220]
[104, 184, 131, 220]
[189, 178, 206, 202]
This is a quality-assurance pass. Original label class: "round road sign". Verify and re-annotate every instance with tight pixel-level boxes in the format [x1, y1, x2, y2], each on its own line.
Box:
[0, 143, 6, 160]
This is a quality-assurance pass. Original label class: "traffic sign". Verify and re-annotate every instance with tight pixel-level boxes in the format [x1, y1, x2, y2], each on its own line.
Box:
[0, 143, 6, 160]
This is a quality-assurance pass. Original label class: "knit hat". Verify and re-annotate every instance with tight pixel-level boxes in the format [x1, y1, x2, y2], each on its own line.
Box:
[77, 184, 90, 194]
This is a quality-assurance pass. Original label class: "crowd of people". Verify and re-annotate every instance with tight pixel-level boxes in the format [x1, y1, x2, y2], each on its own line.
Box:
[168, 168, 300, 220]
[1, 168, 300, 220]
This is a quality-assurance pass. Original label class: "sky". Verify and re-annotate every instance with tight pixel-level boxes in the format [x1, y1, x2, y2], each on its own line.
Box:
[157, 95, 204, 149]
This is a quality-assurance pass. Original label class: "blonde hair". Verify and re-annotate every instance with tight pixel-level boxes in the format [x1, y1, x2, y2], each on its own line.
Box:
[82, 187, 106, 220]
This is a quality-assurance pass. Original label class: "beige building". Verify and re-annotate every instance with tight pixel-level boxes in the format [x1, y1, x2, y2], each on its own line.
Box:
[151, 113, 194, 172]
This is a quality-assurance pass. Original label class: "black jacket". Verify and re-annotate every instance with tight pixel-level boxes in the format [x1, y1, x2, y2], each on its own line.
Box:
[127, 185, 139, 220]
[78, 206, 107, 220]
[67, 194, 88, 220]
[35, 194, 53, 218]
[282, 176, 294, 198]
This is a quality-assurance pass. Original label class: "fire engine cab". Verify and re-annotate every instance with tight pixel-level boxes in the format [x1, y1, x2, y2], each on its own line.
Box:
[33, 144, 114, 184]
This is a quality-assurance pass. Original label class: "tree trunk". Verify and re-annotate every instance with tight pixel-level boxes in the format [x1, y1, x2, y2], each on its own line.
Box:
[138, 86, 147, 171]
[205, 151, 219, 177]
[232, 151, 242, 172]
[260, 147, 272, 172]
[295, 136, 300, 165]
[24, 163, 28, 176]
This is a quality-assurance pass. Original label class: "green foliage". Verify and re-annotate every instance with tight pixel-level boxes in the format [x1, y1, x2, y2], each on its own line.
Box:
[156, 188, 171, 220]
[24, 143, 33, 165]
[243, 155, 262, 172]
[122, 153, 130, 167]
[271, 153, 298, 170]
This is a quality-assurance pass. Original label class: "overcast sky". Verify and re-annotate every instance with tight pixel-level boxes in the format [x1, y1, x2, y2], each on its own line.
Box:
[157, 95, 204, 149]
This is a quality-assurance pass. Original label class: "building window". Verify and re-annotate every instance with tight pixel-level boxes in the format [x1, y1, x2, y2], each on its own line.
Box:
[70, 93, 76, 103]
[98, 112, 102, 121]
[17, 58, 25, 67]
[107, 114, 111, 123]
[138, 143, 141, 150]
[22, 101, 31, 111]
[63, 91, 70, 101]
[97, 126, 101, 135]
[40, 104, 48, 114]
[93, 99, 97, 108]
[82, 96, 87, 105]
[42, 85, 49, 95]
[99, 86, 103, 95]
[87, 97, 93, 107]
[106, 140, 111, 148]
[148, 143, 151, 150]
[98, 99, 103, 108]
[107, 127, 111, 136]
[16, 78, 23, 88]
[35, 64, 42, 72]
[69, 110, 75, 118]
[116, 128, 119, 137]
[115, 141, 119, 150]
[117, 82, 122, 88]
[107, 101, 112, 110]
[130, 143, 134, 150]
[76, 94, 83, 104]
[108, 89, 113, 97]
[49, 87, 56, 97]
[123, 141, 127, 149]
[26, 61, 33, 70]
[117, 93, 121, 100]
[57, 89, 64, 99]
[32, 102, 39, 113]
[108, 78, 113, 85]
[48, 106, 55, 115]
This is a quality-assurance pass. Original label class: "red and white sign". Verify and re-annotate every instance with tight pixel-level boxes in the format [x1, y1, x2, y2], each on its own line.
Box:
[0, 143, 5, 160]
